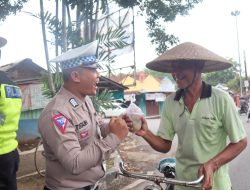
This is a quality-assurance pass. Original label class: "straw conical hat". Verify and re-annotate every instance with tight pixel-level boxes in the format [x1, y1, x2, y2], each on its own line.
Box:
[0, 36, 7, 48]
[146, 42, 232, 73]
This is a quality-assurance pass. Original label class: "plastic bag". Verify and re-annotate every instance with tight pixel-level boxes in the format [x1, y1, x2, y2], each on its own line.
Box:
[125, 103, 144, 133]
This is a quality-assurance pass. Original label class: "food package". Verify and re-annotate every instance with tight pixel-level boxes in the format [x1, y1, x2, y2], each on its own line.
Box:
[125, 103, 144, 133]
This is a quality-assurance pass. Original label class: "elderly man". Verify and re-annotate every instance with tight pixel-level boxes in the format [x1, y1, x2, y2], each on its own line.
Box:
[0, 36, 22, 190]
[125, 42, 247, 190]
[39, 41, 129, 190]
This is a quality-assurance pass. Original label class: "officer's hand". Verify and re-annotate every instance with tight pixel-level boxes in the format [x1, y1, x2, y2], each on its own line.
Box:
[121, 114, 133, 131]
[109, 117, 128, 141]
[122, 114, 148, 135]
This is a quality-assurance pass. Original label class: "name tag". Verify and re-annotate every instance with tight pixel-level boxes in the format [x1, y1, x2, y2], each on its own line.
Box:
[4, 85, 21, 98]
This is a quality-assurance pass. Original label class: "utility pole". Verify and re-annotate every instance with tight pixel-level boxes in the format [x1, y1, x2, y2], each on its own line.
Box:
[244, 51, 248, 79]
[231, 10, 243, 96]
[243, 51, 249, 93]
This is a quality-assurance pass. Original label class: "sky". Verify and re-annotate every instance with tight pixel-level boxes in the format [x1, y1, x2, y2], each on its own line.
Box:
[0, 0, 249, 75]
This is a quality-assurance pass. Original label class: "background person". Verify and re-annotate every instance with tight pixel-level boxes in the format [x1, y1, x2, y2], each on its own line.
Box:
[125, 42, 247, 190]
[0, 36, 22, 190]
[38, 41, 129, 190]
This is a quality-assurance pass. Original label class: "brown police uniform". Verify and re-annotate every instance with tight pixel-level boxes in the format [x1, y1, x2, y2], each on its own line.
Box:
[39, 87, 121, 190]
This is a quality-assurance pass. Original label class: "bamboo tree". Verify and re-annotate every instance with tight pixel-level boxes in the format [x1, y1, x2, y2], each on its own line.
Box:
[34, 0, 129, 111]
[40, 0, 55, 96]
[55, 0, 60, 72]
[61, 1, 67, 52]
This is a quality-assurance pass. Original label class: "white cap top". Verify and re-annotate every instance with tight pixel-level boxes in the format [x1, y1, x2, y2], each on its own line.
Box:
[50, 40, 100, 70]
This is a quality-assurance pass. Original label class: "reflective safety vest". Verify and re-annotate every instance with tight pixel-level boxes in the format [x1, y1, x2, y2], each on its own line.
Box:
[0, 84, 22, 155]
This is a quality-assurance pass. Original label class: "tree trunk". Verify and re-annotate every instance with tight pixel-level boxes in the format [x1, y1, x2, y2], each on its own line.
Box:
[40, 0, 55, 96]
[92, 0, 99, 41]
[55, 0, 60, 72]
[61, 1, 67, 52]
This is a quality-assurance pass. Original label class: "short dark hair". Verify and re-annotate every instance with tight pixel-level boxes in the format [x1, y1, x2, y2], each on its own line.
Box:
[62, 67, 84, 82]
[62, 69, 71, 82]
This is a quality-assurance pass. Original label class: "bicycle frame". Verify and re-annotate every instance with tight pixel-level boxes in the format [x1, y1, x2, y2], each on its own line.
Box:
[118, 161, 204, 189]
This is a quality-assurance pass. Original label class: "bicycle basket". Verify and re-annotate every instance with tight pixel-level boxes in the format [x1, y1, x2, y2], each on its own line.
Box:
[158, 158, 176, 178]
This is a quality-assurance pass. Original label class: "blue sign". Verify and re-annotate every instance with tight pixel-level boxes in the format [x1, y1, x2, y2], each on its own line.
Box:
[5, 85, 21, 98]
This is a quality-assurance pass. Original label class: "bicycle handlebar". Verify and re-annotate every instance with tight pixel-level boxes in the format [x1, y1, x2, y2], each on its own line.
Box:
[118, 162, 204, 188]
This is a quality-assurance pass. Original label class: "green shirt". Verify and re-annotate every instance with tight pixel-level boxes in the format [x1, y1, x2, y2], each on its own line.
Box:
[157, 82, 246, 190]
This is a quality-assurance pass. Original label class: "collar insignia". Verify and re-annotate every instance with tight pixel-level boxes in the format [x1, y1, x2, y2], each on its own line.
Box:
[69, 98, 79, 108]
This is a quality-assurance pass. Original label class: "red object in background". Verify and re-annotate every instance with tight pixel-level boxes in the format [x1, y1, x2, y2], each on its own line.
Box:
[234, 95, 240, 107]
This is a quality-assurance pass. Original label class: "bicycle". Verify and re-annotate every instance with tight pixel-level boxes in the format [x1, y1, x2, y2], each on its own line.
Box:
[34, 137, 46, 177]
[118, 158, 204, 190]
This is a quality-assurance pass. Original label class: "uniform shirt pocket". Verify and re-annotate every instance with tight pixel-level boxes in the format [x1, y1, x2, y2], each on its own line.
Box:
[75, 120, 91, 145]
[198, 115, 222, 143]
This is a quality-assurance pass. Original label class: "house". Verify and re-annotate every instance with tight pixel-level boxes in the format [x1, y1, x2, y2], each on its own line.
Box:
[120, 72, 176, 116]
[0, 59, 128, 141]
[0, 58, 49, 141]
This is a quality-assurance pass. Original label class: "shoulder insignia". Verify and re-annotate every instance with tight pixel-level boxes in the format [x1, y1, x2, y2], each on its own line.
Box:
[52, 114, 68, 134]
[69, 98, 79, 107]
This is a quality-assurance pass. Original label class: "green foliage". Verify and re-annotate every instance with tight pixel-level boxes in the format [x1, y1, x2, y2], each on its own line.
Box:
[0, 0, 28, 22]
[97, 27, 129, 49]
[203, 59, 240, 91]
[97, 27, 129, 73]
[25, 10, 81, 48]
[65, 0, 109, 14]
[113, 0, 141, 8]
[41, 65, 63, 98]
[37, 1, 129, 112]
[90, 89, 116, 113]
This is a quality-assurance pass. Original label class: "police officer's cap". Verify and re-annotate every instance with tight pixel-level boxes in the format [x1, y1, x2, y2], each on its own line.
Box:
[0, 36, 7, 48]
[50, 40, 101, 70]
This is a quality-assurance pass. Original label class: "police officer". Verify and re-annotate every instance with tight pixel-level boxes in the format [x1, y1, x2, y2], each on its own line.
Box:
[38, 41, 129, 190]
[0, 36, 22, 190]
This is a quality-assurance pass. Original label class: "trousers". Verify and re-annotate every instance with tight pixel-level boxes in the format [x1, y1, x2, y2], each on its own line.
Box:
[0, 149, 19, 190]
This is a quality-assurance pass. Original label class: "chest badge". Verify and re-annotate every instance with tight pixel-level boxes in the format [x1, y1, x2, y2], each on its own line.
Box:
[69, 98, 79, 108]
[52, 114, 68, 134]
[80, 130, 89, 139]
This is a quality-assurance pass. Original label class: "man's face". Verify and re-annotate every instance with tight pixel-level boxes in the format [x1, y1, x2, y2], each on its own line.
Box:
[171, 62, 199, 89]
[75, 67, 100, 96]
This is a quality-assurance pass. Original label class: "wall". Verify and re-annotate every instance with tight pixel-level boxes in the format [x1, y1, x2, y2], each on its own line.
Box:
[17, 109, 43, 141]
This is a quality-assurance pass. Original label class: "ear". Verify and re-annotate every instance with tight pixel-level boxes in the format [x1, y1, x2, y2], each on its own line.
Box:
[70, 71, 81, 82]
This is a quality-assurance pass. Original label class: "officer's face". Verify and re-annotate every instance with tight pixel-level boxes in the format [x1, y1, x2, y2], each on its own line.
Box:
[76, 67, 100, 96]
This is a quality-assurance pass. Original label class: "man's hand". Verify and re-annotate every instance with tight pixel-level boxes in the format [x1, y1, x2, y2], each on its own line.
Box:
[198, 160, 217, 190]
[122, 114, 148, 136]
[135, 116, 149, 137]
[109, 117, 129, 141]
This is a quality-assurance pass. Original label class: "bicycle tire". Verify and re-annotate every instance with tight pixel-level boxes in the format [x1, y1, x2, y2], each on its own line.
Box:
[34, 138, 46, 177]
